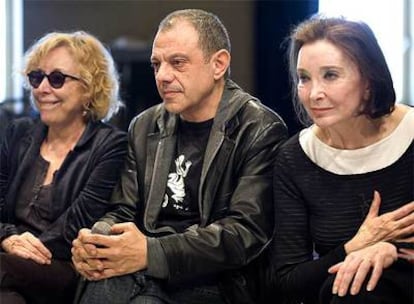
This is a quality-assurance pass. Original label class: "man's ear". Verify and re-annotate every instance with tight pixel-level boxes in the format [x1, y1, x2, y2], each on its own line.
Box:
[211, 49, 230, 80]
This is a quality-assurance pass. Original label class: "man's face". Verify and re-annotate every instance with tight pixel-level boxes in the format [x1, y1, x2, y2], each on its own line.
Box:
[151, 20, 220, 122]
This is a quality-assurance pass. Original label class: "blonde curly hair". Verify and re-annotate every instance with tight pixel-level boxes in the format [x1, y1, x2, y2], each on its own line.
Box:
[23, 31, 121, 121]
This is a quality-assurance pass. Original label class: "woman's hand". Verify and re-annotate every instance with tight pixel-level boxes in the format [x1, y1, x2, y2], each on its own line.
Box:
[328, 241, 397, 297]
[345, 191, 414, 253]
[393, 235, 414, 264]
[1, 232, 52, 264]
[398, 248, 414, 264]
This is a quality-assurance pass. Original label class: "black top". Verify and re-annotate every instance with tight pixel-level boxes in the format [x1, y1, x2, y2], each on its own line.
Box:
[0, 118, 128, 259]
[271, 123, 414, 302]
[158, 118, 213, 232]
[15, 155, 53, 235]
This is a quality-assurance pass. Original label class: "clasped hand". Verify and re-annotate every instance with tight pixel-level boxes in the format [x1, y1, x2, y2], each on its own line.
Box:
[71, 222, 148, 281]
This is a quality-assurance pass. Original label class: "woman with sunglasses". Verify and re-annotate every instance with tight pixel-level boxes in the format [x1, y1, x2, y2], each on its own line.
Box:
[0, 31, 127, 304]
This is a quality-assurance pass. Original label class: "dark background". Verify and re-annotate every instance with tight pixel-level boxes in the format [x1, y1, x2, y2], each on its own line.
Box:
[23, 0, 318, 135]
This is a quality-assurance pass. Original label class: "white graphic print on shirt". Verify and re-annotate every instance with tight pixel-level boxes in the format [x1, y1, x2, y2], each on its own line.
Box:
[162, 154, 192, 210]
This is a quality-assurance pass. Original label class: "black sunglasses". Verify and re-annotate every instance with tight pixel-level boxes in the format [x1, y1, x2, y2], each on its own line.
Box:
[27, 70, 81, 89]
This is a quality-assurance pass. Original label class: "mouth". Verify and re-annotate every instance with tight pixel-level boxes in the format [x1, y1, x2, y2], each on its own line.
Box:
[162, 90, 181, 99]
[311, 107, 333, 113]
[37, 100, 61, 110]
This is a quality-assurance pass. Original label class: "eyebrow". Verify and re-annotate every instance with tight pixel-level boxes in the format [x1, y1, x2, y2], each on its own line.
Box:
[151, 52, 189, 61]
[319, 65, 344, 71]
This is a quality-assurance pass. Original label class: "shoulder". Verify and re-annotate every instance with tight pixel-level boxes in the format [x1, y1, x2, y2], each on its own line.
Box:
[95, 121, 126, 138]
[244, 99, 286, 127]
[227, 94, 288, 136]
[128, 104, 164, 132]
[225, 81, 287, 131]
[274, 133, 306, 166]
[277, 133, 301, 155]
[81, 121, 128, 151]
[4, 117, 40, 140]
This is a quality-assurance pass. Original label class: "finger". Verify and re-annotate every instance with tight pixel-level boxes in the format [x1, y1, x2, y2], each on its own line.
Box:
[396, 236, 414, 243]
[332, 257, 356, 294]
[110, 222, 137, 234]
[77, 228, 94, 244]
[337, 258, 362, 297]
[84, 257, 105, 271]
[81, 233, 114, 249]
[72, 237, 83, 249]
[328, 262, 342, 274]
[366, 258, 384, 292]
[11, 238, 50, 264]
[18, 232, 51, 261]
[76, 264, 102, 281]
[73, 243, 99, 261]
[398, 249, 414, 263]
[25, 234, 52, 259]
[394, 216, 414, 237]
[78, 228, 92, 240]
[13, 244, 49, 264]
[366, 191, 381, 219]
[350, 260, 371, 295]
[83, 243, 99, 256]
[388, 202, 414, 221]
[99, 267, 118, 280]
[332, 262, 346, 294]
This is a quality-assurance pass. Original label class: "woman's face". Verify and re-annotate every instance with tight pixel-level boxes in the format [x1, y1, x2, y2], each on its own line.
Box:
[30, 46, 88, 128]
[296, 39, 369, 129]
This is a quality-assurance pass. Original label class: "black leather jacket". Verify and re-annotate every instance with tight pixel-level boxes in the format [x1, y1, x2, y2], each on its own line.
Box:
[0, 118, 127, 259]
[103, 80, 288, 300]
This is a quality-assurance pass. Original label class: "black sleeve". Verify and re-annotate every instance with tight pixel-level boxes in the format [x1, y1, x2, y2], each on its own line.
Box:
[270, 144, 346, 303]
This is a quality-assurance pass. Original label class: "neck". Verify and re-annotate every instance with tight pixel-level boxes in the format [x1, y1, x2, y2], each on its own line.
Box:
[315, 117, 384, 150]
[180, 79, 225, 122]
[45, 120, 87, 152]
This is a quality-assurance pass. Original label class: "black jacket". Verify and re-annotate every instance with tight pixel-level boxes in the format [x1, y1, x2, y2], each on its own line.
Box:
[102, 80, 288, 302]
[0, 118, 127, 259]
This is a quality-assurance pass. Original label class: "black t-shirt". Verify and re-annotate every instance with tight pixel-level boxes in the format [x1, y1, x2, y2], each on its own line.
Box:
[157, 118, 213, 232]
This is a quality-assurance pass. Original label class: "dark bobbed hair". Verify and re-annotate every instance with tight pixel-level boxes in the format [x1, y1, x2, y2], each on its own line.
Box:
[157, 8, 231, 78]
[287, 14, 395, 126]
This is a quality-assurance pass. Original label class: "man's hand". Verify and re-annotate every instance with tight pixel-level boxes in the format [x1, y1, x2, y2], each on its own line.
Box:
[72, 222, 148, 280]
[329, 241, 397, 297]
[1, 232, 52, 264]
[345, 191, 414, 253]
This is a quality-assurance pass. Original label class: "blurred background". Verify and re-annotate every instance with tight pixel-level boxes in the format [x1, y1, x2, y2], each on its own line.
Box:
[1, 0, 412, 137]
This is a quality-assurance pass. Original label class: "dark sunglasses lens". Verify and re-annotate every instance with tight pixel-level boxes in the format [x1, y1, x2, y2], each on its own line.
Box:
[28, 71, 44, 88]
[48, 72, 66, 88]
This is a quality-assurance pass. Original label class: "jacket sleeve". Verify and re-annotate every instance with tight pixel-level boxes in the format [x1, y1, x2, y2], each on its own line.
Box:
[0, 121, 23, 242]
[39, 129, 128, 259]
[149, 119, 288, 280]
[98, 128, 140, 225]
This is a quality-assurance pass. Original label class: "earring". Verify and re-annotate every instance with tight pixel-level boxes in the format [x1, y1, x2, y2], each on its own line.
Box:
[82, 102, 90, 117]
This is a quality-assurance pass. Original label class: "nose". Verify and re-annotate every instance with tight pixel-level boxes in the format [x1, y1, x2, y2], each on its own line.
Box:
[155, 63, 174, 83]
[309, 80, 325, 101]
[35, 76, 52, 91]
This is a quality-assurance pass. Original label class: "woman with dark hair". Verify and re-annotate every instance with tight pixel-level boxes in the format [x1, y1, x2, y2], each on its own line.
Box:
[271, 15, 414, 303]
[0, 31, 127, 304]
